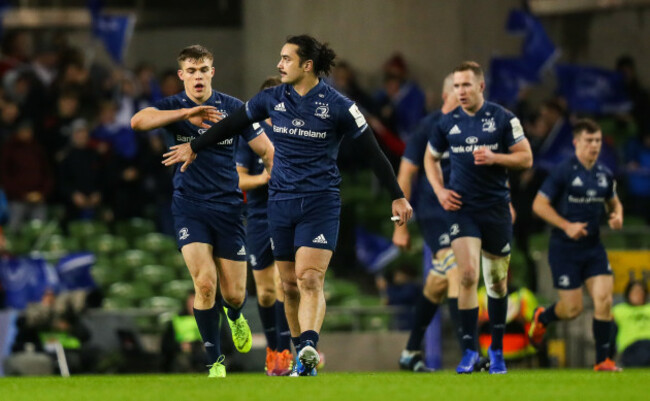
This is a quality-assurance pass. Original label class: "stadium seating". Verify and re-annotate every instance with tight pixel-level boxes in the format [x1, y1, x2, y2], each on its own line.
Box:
[135, 264, 176, 288]
[134, 233, 176, 254]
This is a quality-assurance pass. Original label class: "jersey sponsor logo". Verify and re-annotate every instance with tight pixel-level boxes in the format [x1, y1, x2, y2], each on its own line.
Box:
[568, 195, 605, 204]
[274, 102, 286, 112]
[571, 176, 584, 187]
[450, 143, 499, 154]
[273, 124, 326, 139]
[349, 104, 367, 128]
[501, 243, 511, 253]
[482, 117, 497, 133]
[178, 227, 189, 240]
[558, 275, 570, 288]
[465, 136, 479, 144]
[249, 254, 257, 267]
[450, 224, 460, 236]
[237, 245, 246, 256]
[510, 117, 524, 139]
[292, 119, 305, 127]
[198, 128, 208, 134]
[449, 125, 462, 135]
[315, 102, 330, 119]
[312, 234, 328, 244]
[587, 189, 597, 197]
[439, 233, 450, 246]
[217, 138, 234, 145]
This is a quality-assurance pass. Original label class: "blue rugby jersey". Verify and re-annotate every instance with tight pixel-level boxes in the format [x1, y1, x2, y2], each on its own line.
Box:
[245, 79, 368, 200]
[236, 120, 271, 219]
[154, 90, 261, 207]
[427, 101, 525, 210]
[538, 155, 616, 244]
[402, 111, 450, 220]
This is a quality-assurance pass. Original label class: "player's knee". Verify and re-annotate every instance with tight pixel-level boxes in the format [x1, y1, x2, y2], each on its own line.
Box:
[423, 277, 447, 303]
[282, 280, 300, 300]
[194, 278, 216, 302]
[223, 292, 245, 308]
[460, 268, 478, 288]
[297, 269, 324, 293]
[256, 286, 276, 307]
[593, 293, 612, 312]
[565, 303, 583, 319]
[481, 254, 510, 298]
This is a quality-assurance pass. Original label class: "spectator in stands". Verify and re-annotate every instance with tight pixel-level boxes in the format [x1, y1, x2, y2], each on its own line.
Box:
[58, 120, 104, 223]
[40, 90, 83, 162]
[624, 128, 650, 224]
[0, 97, 20, 144]
[0, 121, 53, 232]
[159, 69, 183, 98]
[0, 30, 31, 79]
[616, 55, 650, 134]
[134, 62, 162, 109]
[613, 279, 650, 367]
[374, 53, 426, 143]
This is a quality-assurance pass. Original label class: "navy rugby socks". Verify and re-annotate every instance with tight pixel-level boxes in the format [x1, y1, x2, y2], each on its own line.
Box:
[459, 307, 479, 351]
[539, 303, 559, 325]
[258, 303, 277, 350]
[447, 298, 464, 349]
[406, 294, 439, 351]
[194, 304, 222, 364]
[275, 301, 292, 352]
[488, 296, 507, 350]
[292, 336, 302, 354]
[299, 330, 319, 350]
[593, 318, 612, 364]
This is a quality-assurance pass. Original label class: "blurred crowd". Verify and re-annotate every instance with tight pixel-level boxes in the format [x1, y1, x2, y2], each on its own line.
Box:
[0, 30, 177, 238]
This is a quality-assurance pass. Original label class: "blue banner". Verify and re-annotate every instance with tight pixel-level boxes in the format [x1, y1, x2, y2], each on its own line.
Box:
[488, 57, 536, 106]
[506, 9, 559, 75]
[0, 257, 54, 309]
[355, 227, 399, 274]
[88, 1, 135, 64]
[56, 252, 97, 291]
[555, 64, 632, 114]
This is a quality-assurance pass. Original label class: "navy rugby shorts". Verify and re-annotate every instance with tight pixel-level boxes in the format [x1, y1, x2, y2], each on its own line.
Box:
[172, 196, 247, 261]
[548, 238, 611, 290]
[246, 216, 275, 270]
[267, 193, 340, 261]
[447, 201, 512, 257]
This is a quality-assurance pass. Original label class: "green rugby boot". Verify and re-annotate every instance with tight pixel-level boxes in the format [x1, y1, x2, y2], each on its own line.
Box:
[223, 307, 252, 353]
[208, 355, 226, 378]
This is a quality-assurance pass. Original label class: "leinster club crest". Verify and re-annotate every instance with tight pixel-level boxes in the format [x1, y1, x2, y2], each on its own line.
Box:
[482, 117, 496, 133]
[314, 103, 330, 119]
[178, 227, 189, 240]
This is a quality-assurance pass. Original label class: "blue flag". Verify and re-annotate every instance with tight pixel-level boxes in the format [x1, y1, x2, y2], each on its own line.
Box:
[92, 14, 135, 64]
[0, 0, 10, 40]
[506, 9, 559, 75]
[355, 227, 399, 274]
[0, 257, 54, 309]
[488, 57, 537, 106]
[56, 252, 97, 291]
[555, 64, 632, 114]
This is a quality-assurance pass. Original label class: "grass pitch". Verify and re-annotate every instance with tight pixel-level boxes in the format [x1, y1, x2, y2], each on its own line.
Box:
[2, 370, 649, 401]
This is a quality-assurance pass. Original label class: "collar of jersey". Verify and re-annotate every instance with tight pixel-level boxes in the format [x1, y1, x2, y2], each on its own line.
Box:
[182, 90, 216, 107]
[458, 100, 488, 118]
[288, 79, 325, 99]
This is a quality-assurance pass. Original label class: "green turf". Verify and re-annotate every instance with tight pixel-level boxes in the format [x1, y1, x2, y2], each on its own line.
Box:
[2, 370, 649, 401]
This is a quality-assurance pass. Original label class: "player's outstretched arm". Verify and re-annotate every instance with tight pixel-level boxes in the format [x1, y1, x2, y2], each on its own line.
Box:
[392, 159, 418, 249]
[473, 138, 533, 170]
[424, 146, 461, 211]
[606, 196, 624, 230]
[353, 126, 412, 225]
[532, 193, 587, 240]
[248, 133, 274, 176]
[131, 106, 221, 131]
[162, 106, 253, 171]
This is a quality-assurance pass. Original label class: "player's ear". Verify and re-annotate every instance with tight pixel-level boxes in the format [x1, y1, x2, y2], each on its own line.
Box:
[177, 69, 184, 81]
[210, 66, 215, 77]
[303, 59, 313, 73]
